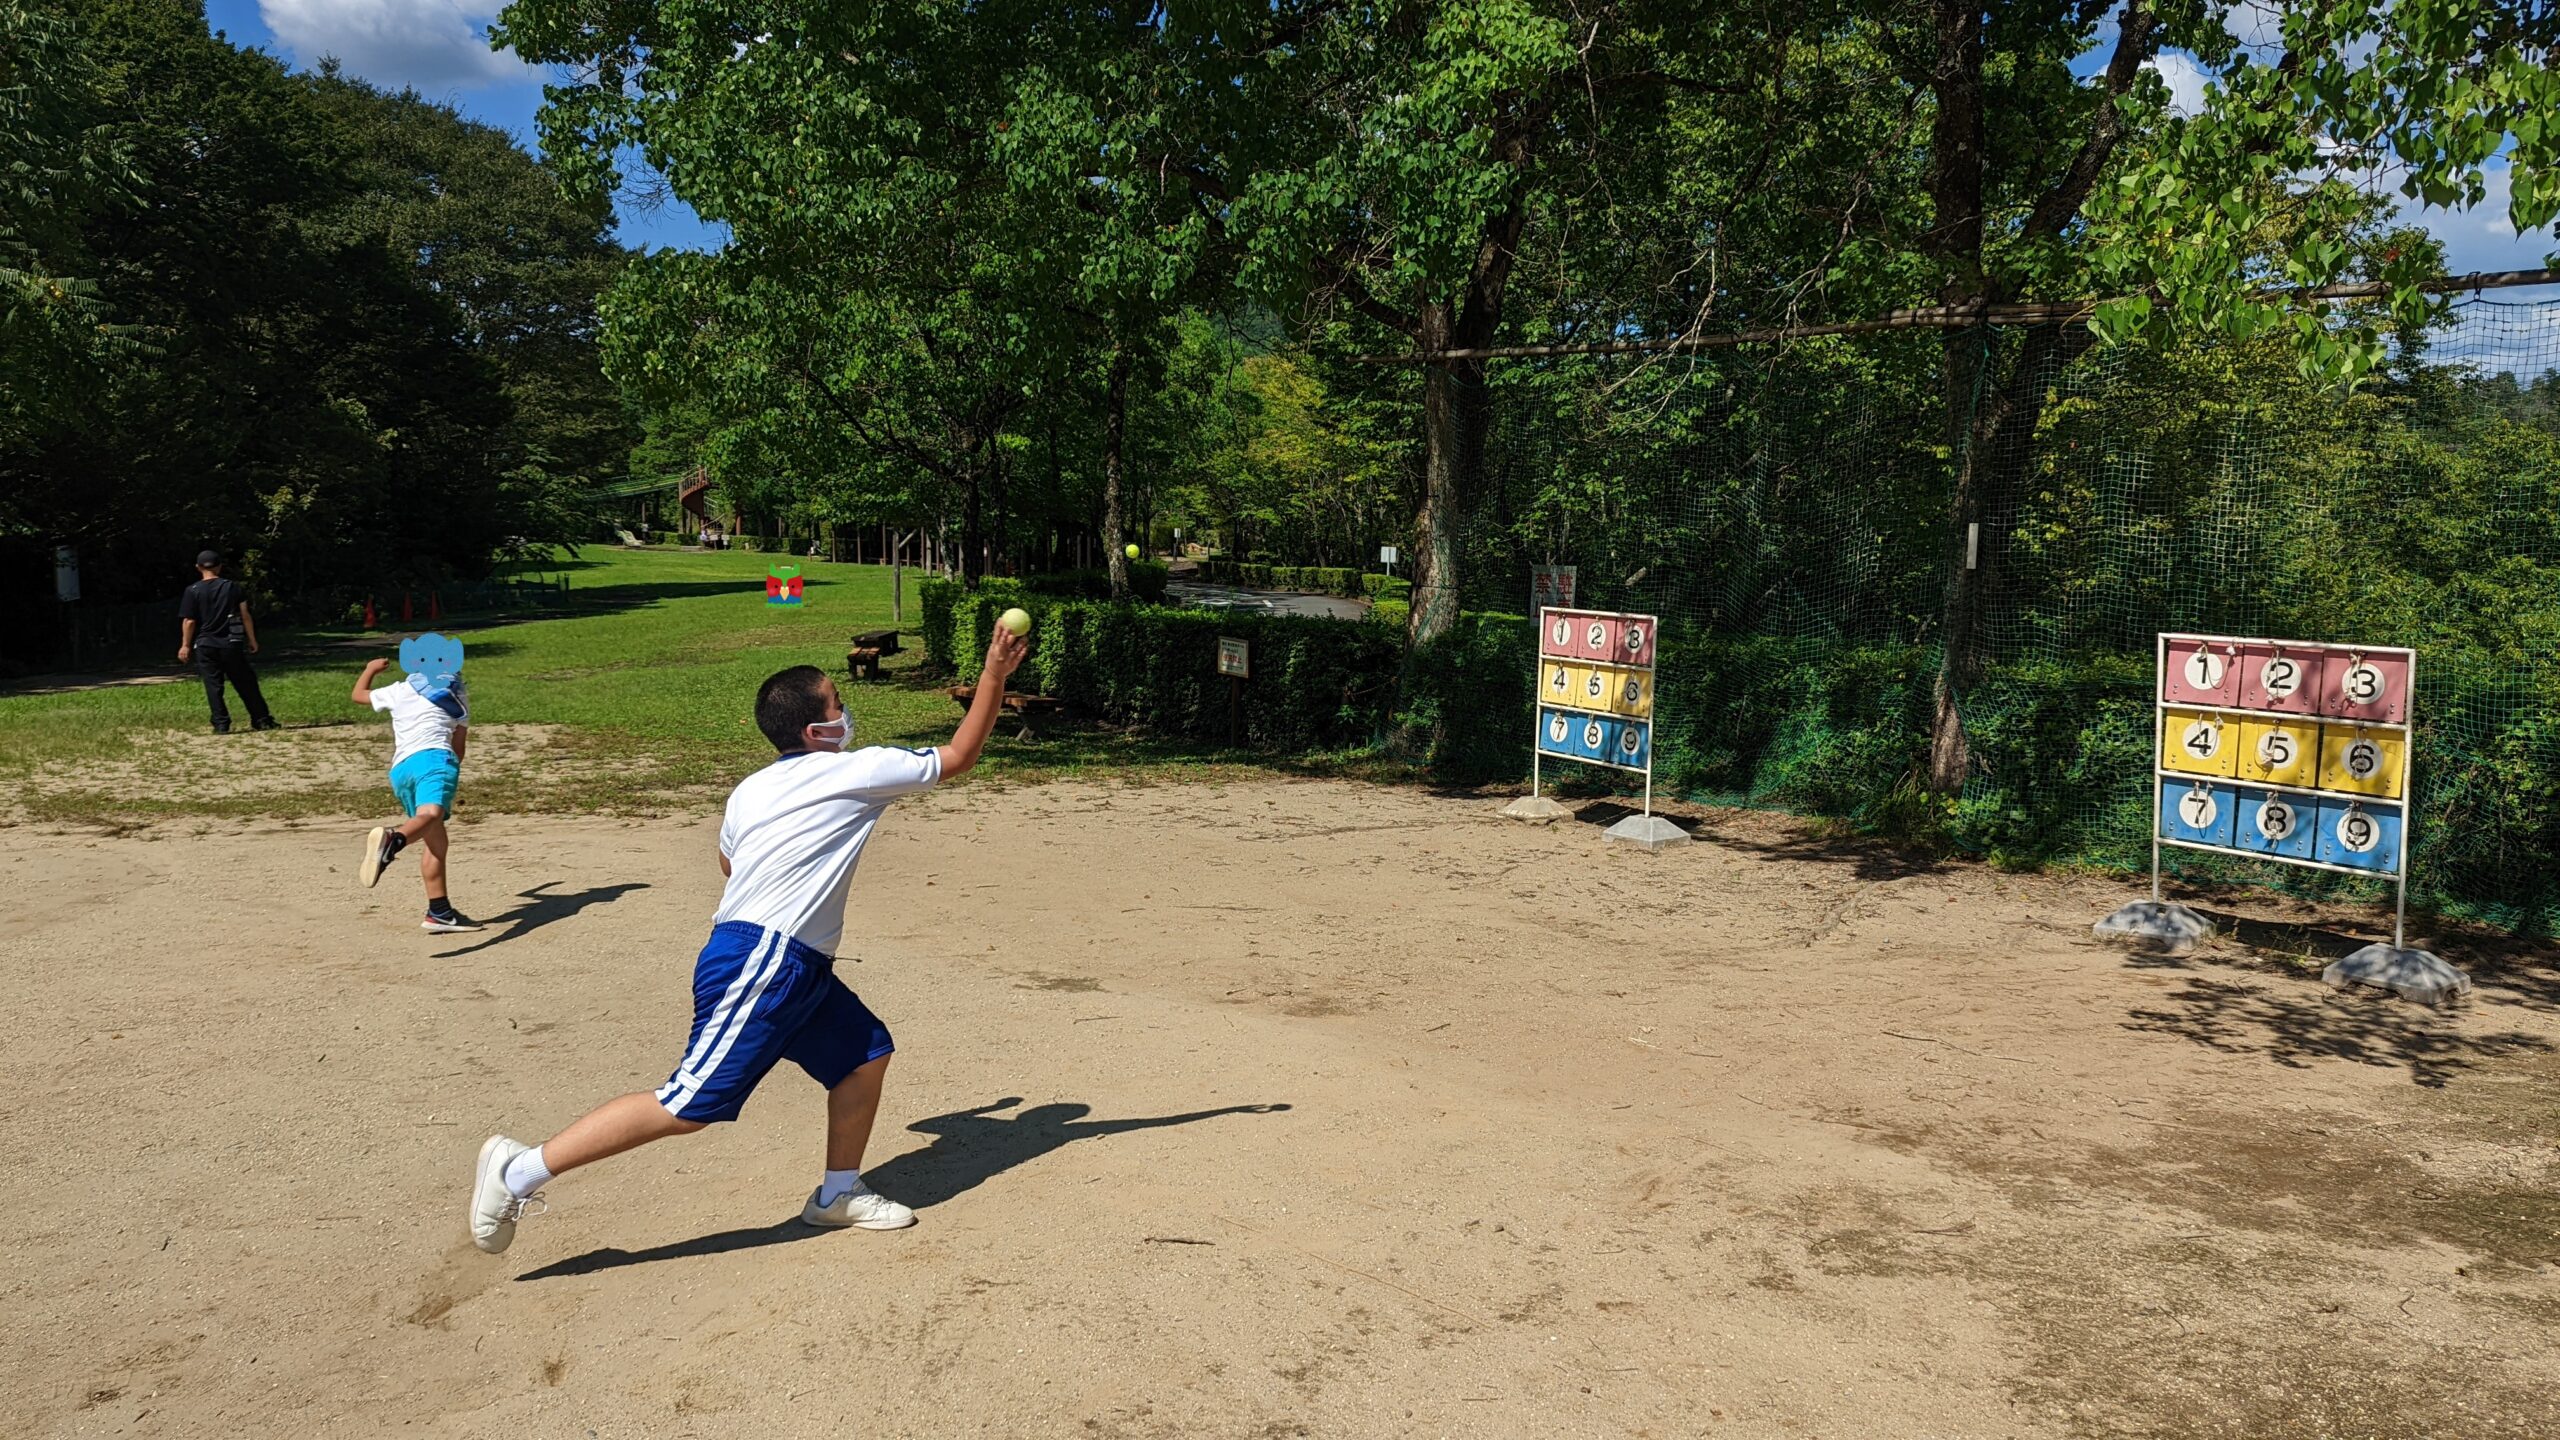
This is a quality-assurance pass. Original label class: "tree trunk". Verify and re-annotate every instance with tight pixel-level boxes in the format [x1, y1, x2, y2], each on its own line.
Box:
[1104, 339, 1131, 600]
[1411, 302, 1463, 646]
[1925, 0, 1990, 794]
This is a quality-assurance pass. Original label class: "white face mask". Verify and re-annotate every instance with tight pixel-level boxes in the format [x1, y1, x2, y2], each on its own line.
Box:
[807, 714, 853, 752]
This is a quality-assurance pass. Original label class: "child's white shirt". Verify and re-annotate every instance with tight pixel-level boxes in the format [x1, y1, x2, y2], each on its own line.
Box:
[371, 682, 468, 765]
[711, 746, 942, 955]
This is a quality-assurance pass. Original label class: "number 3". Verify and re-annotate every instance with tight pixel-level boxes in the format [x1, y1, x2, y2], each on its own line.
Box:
[2341, 663, 2382, 703]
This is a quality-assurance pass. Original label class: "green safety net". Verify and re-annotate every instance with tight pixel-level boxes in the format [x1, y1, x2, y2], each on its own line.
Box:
[1458, 296, 2560, 933]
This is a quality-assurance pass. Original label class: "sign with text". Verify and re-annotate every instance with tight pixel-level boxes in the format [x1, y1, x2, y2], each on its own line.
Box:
[1529, 565, 1576, 621]
[1217, 636, 1251, 679]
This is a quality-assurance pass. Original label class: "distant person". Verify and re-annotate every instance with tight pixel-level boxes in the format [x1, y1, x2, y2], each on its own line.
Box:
[464, 629, 1027, 1255]
[176, 550, 276, 734]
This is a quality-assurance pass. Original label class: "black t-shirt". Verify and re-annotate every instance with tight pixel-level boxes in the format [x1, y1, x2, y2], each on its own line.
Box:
[180, 577, 246, 646]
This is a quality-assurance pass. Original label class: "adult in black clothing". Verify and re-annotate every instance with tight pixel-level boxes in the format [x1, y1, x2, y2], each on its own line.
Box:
[177, 550, 277, 733]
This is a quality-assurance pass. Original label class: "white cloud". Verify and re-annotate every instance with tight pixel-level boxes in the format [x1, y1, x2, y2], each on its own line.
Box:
[2143, 49, 2214, 118]
[258, 0, 531, 92]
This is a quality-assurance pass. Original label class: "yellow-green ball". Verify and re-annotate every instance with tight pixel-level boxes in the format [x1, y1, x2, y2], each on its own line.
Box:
[1125, 543, 1142, 560]
[998, 607, 1032, 637]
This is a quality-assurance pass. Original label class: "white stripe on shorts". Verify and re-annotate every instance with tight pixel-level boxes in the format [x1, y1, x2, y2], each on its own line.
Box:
[657, 927, 786, 1115]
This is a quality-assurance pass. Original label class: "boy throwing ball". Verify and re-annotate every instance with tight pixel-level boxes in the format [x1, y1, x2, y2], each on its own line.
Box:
[353, 633, 478, 932]
[467, 625, 1028, 1253]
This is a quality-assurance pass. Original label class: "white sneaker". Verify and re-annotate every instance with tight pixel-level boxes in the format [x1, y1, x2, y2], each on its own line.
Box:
[358, 827, 391, 888]
[802, 1179, 915, 1230]
[470, 1135, 540, 1253]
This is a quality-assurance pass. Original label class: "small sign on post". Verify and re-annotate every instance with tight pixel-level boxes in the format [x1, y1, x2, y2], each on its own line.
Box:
[54, 545, 79, 603]
[1217, 635, 1251, 747]
[1530, 565, 1575, 626]
[1379, 543, 1399, 581]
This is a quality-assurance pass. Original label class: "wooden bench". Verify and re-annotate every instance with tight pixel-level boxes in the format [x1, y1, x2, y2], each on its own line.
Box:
[844, 629, 904, 682]
[945, 684, 1063, 740]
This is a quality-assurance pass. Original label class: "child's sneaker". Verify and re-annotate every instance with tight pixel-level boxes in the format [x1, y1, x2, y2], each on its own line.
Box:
[470, 1135, 540, 1253]
[802, 1178, 915, 1230]
[357, 827, 402, 888]
[422, 908, 483, 933]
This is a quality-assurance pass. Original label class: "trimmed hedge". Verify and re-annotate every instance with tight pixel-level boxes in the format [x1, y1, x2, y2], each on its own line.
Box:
[925, 576, 1402, 749]
[1197, 558, 1371, 598]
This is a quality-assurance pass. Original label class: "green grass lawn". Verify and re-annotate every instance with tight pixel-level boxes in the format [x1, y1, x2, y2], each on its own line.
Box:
[0, 547, 1281, 826]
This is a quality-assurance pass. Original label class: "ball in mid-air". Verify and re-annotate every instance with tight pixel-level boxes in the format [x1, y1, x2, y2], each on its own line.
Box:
[1125, 543, 1141, 560]
[998, 607, 1032, 637]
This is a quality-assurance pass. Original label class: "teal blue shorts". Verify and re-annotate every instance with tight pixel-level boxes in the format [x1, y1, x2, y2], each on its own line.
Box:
[389, 749, 460, 816]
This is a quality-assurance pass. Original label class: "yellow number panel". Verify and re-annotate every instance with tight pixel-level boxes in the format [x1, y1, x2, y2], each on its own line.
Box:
[1540, 660, 1589, 710]
[1590, 664, 1653, 718]
[2317, 724, 2405, 799]
[2235, 719, 2319, 788]
[2160, 707, 2238, 778]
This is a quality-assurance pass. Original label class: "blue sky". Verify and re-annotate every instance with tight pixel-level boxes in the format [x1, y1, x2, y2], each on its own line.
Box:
[202, 0, 724, 253]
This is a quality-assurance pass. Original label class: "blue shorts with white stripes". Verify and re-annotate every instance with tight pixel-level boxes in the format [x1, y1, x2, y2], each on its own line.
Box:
[654, 921, 894, 1123]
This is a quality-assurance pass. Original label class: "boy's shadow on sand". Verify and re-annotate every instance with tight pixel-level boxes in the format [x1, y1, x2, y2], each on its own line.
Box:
[515, 1097, 1289, 1281]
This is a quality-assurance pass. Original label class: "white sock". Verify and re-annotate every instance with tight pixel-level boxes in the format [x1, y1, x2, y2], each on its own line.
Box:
[818, 1168, 862, 1206]
[503, 1145, 554, 1198]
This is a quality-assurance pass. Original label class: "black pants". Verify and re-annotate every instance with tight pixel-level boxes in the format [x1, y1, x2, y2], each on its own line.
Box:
[195, 644, 273, 731]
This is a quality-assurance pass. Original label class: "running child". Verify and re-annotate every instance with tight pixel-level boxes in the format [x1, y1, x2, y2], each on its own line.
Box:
[352, 633, 479, 933]
[467, 625, 1028, 1253]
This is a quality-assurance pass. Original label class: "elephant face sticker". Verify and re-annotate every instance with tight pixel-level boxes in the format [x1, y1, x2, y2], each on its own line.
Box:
[399, 632, 465, 715]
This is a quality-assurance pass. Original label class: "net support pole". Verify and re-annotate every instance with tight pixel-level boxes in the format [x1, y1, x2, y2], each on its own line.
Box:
[2395, 649, 2417, 949]
[2151, 633, 2164, 904]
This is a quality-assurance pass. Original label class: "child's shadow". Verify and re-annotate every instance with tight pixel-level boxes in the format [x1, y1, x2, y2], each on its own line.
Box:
[513, 1095, 1287, 1281]
[864, 1097, 1291, 1210]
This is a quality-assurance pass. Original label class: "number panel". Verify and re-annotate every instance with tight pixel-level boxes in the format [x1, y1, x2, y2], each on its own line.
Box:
[2158, 779, 2237, 848]
[2238, 789, 2317, 861]
[2238, 643, 2323, 714]
[2160, 707, 2239, 779]
[2316, 650, 2410, 724]
[2317, 725, 2406, 800]
[2162, 638, 2241, 706]
[2235, 719, 2319, 787]
[2313, 796, 2404, 873]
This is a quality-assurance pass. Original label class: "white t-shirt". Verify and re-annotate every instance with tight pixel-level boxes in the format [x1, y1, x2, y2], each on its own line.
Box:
[371, 682, 468, 766]
[711, 745, 942, 955]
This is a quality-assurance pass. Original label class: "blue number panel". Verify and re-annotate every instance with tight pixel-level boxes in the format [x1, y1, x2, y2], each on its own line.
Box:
[2235, 789, 2316, 862]
[2313, 796, 2403, 874]
[2158, 779, 2236, 848]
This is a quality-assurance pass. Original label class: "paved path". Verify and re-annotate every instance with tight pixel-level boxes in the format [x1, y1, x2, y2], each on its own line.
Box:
[1165, 579, 1368, 620]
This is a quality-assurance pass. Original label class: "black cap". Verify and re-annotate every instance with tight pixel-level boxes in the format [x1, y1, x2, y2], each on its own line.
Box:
[196, 549, 222, 568]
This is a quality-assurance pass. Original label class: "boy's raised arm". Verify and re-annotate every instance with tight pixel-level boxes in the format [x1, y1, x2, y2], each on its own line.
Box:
[352, 656, 390, 704]
[936, 628, 1029, 780]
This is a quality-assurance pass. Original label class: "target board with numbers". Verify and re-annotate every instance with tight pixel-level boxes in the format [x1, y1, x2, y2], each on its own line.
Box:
[2155, 633, 2415, 882]
[1534, 608, 1660, 778]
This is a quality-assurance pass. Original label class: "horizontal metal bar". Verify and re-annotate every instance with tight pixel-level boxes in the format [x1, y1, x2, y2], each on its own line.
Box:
[1354, 270, 2559, 364]
[1535, 750, 1651, 776]
[2152, 770, 2403, 806]
[2157, 835, 2402, 879]
[2153, 700, 2407, 732]
[2158, 631, 2417, 660]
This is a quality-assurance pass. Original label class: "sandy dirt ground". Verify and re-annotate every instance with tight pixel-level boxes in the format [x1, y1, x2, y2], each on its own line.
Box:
[3, 770, 2557, 1439]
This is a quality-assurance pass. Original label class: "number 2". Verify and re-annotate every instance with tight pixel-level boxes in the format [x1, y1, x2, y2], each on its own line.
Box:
[2261, 656, 2298, 698]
